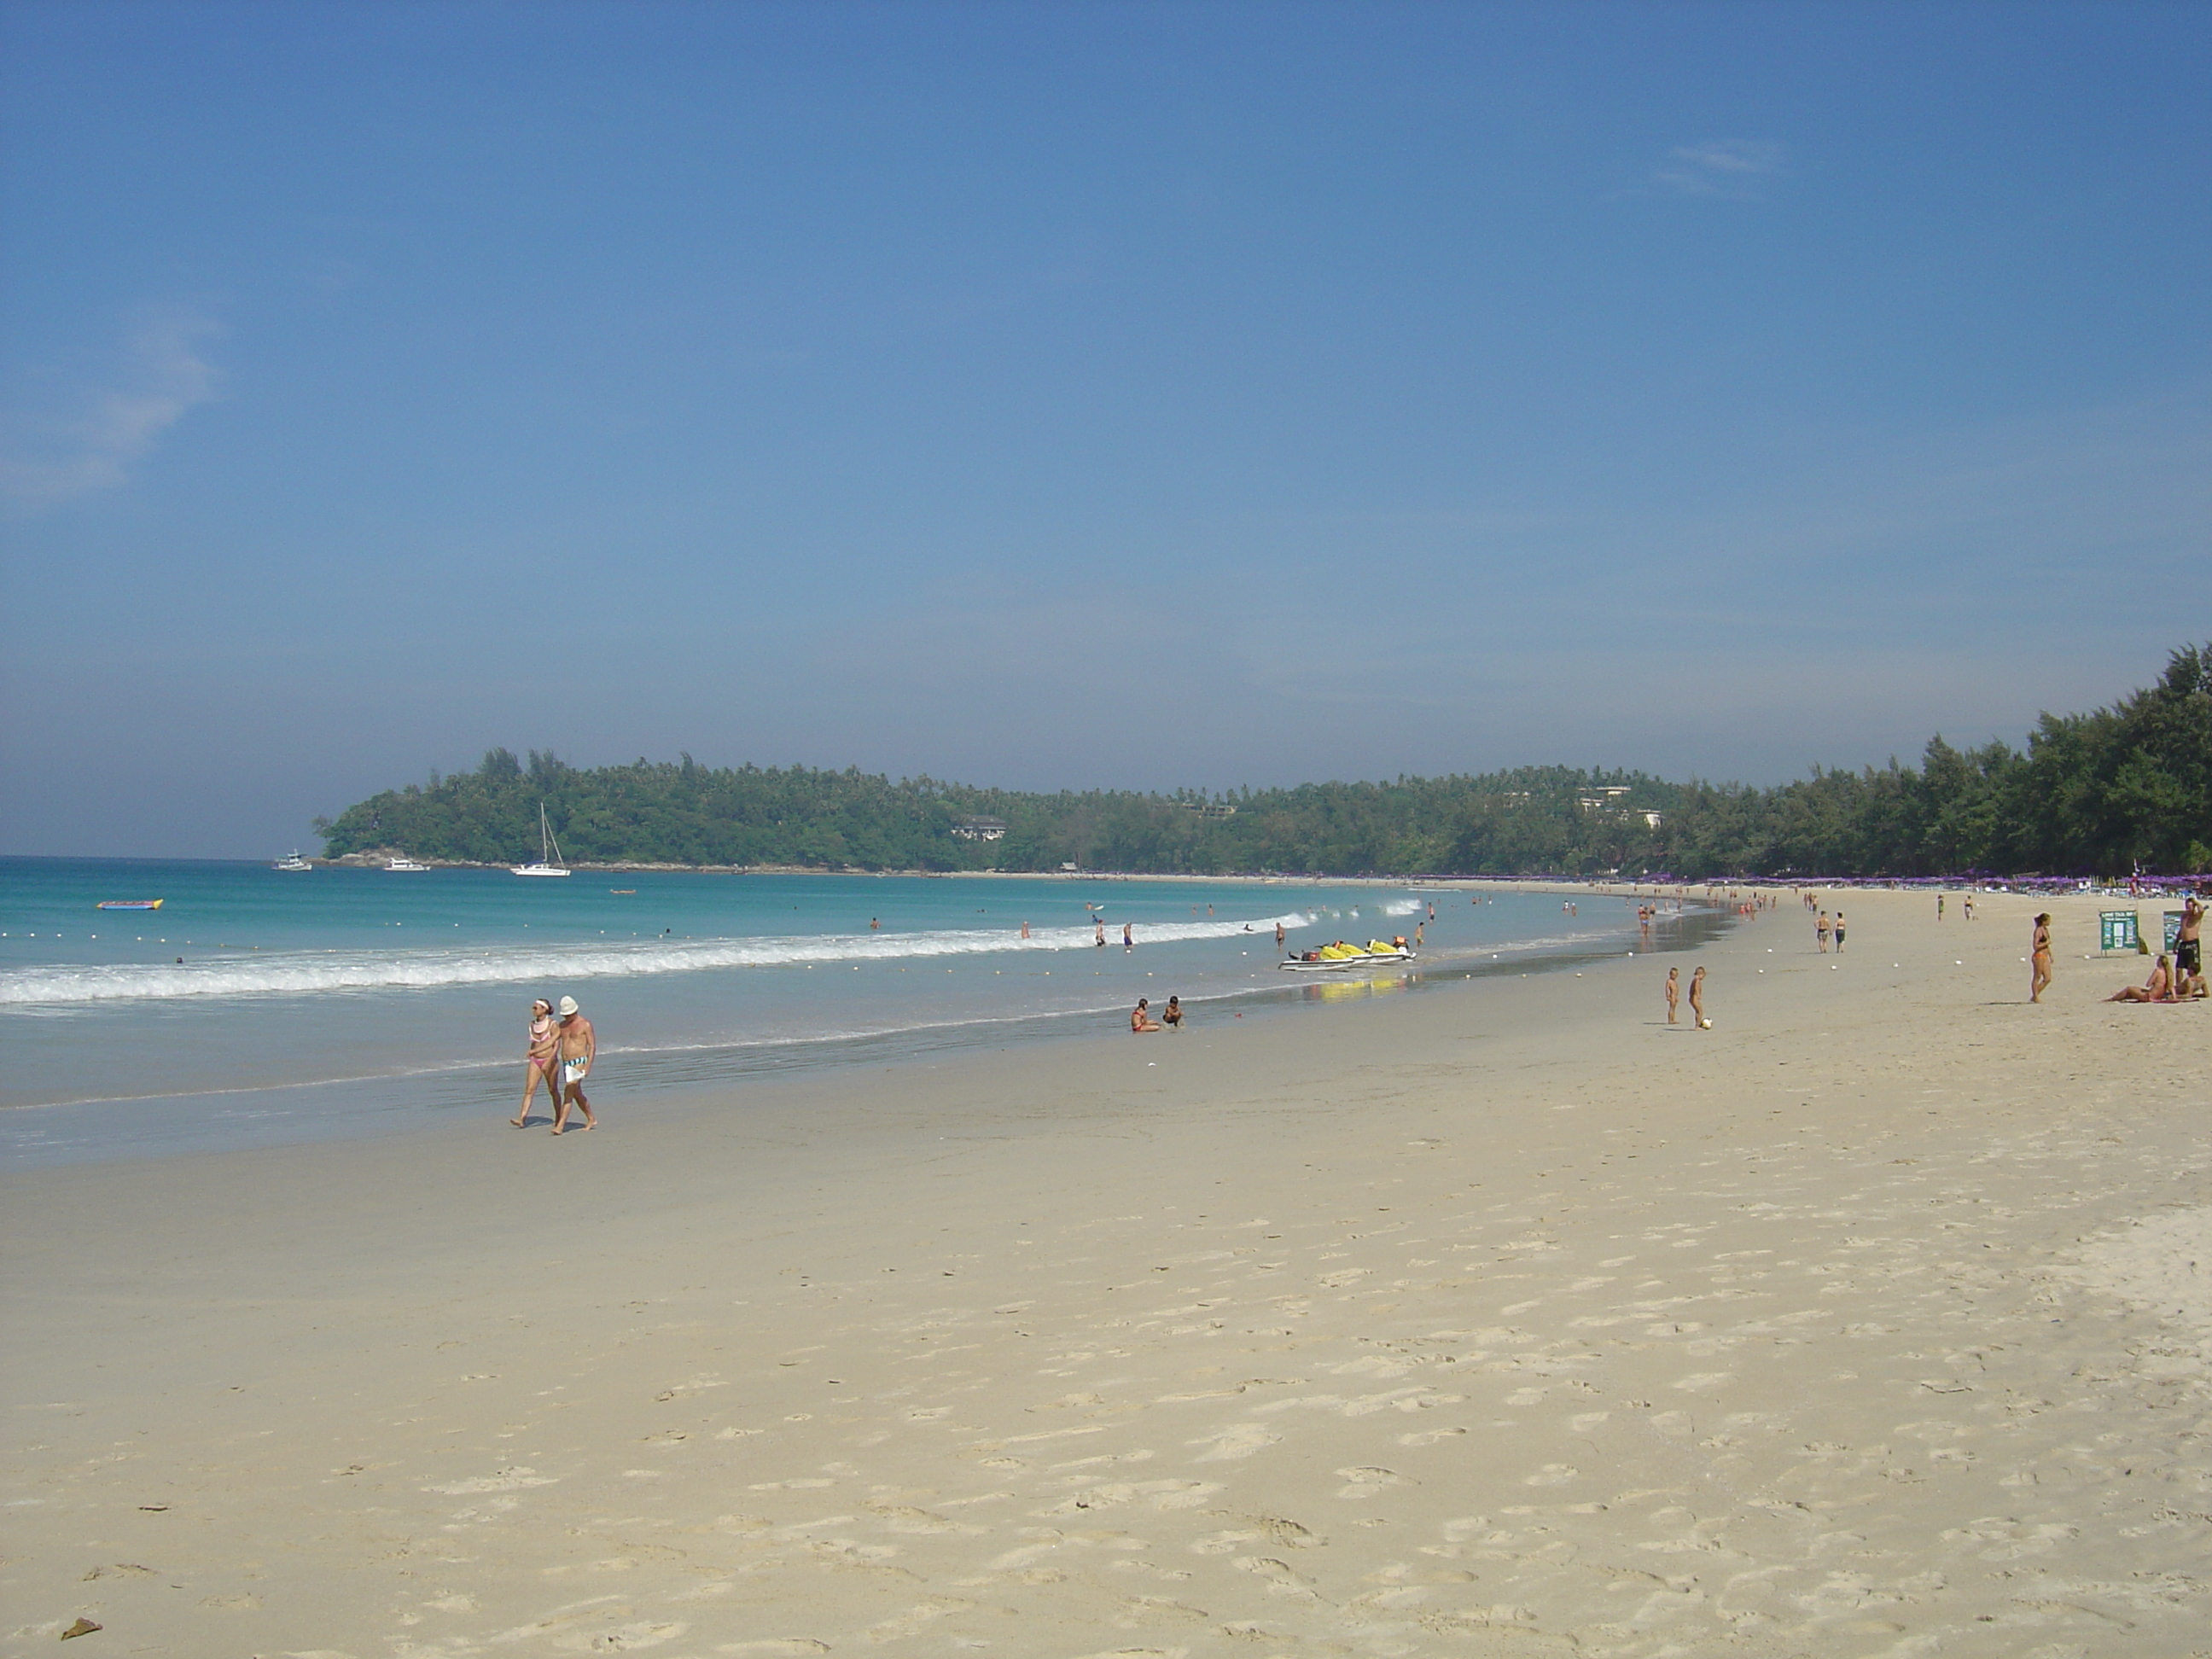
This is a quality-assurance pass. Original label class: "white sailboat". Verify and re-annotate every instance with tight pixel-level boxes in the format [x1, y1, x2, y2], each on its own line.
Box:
[512, 804, 571, 877]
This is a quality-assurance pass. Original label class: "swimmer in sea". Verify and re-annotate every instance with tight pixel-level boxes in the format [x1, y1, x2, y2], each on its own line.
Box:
[1122, 923, 1133, 950]
[1131, 998, 1162, 1033]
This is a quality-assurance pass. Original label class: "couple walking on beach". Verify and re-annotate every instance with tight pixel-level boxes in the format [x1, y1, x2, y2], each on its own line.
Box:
[515, 995, 597, 1134]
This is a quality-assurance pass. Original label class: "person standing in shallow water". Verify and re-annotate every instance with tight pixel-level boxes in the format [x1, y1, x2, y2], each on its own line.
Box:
[2030, 913, 2055, 1004]
[1664, 966, 1680, 1025]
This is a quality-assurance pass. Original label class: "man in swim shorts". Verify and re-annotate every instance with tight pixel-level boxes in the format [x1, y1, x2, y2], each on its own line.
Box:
[551, 994, 597, 1134]
[2177, 898, 2203, 982]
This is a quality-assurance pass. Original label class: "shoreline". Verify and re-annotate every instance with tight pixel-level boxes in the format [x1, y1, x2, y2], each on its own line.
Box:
[1, 904, 1716, 1166]
[4, 884, 2207, 1651]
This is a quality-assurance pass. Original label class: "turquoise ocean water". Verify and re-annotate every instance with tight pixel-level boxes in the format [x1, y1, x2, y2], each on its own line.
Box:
[0, 859, 1724, 1165]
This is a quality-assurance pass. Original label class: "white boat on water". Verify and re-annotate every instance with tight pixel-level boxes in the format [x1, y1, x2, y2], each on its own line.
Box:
[511, 804, 571, 877]
[386, 856, 431, 872]
[273, 850, 312, 870]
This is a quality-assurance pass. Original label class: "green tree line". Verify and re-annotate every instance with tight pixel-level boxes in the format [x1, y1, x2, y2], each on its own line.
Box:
[316, 643, 2212, 879]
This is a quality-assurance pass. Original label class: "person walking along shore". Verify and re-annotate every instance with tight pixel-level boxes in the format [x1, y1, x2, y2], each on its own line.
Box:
[511, 998, 561, 1127]
[552, 995, 597, 1135]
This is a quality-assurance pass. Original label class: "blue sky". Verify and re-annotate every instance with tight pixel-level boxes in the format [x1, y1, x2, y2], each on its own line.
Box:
[3, 1, 2207, 857]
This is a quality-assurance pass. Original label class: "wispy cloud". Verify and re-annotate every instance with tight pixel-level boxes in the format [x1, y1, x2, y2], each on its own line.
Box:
[1652, 139, 1787, 199]
[2, 308, 223, 507]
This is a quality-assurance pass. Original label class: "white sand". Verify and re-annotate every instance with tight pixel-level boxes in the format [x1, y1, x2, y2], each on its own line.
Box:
[4, 887, 2208, 1656]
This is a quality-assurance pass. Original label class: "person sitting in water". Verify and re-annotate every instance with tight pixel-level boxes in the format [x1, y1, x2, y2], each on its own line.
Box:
[2108, 954, 2176, 1002]
[1161, 995, 1183, 1029]
[1131, 997, 1163, 1033]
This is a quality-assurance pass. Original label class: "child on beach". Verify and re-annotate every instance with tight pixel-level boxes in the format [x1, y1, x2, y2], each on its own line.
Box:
[1688, 966, 1709, 1028]
[1162, 995, 1183, 1029]
[1664, 966, 1679, 1024]
[1131, 998, 1162, 1033]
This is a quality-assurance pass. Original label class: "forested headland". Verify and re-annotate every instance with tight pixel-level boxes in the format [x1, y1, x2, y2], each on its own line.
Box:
[317, 643, 2212, 880]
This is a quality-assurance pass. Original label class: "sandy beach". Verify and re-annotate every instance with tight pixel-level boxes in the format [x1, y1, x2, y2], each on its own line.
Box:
[4, 886, 2207, 1656]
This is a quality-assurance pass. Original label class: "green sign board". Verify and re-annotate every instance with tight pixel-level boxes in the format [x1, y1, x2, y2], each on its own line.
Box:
[2166, 911, 2186, 952]
[2099, 911, 2139, 952]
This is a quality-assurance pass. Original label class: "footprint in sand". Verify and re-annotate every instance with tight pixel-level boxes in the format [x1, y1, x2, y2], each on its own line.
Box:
[864, 1597, 975, 1642]
[1234, 1555, 1325, 1604]
[425, 1466, 558, 1495]
[1336, 1465, 1412, 1499]
[1398, 1425, 1469, 1447]
[550, 1621, 687, 1653]
[1190, 1422, 1279, 1461]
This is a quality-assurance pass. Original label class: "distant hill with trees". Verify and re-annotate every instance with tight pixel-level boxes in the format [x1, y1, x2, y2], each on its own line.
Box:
[316, 643, 2211, 880]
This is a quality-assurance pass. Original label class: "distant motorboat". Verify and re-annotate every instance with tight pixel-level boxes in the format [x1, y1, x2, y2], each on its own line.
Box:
[511, 803, 571, 877]
[273, 851, 312, 871]
[385, 857, 431, 872]
[96, 899, 164, 910]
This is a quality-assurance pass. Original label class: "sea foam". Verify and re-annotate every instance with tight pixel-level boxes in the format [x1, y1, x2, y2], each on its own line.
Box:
[0, 912, 1316, 1008]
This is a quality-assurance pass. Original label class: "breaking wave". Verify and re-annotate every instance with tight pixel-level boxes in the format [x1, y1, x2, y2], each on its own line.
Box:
[0, 912, 1317, 1008]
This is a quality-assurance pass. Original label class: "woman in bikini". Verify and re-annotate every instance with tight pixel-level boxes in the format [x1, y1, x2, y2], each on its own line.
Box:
[2029, 914, 2054, 1004]
[512, 998, 561, 1126]
[2108, 954, 2176, 1003]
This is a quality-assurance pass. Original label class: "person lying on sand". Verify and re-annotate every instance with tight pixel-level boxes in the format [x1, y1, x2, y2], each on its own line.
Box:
[1131, 998, 1163, 1033]
[2107, 955, 2175, 1003]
